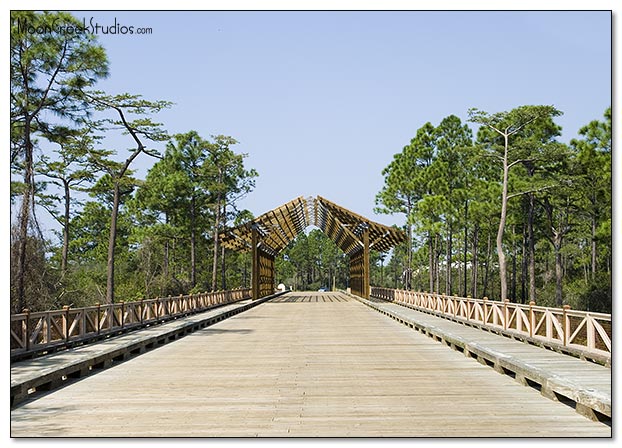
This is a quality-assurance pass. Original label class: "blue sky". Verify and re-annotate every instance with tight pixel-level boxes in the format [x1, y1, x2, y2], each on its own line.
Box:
[6, 8, 614, 235]
[72, 10, 611, 229]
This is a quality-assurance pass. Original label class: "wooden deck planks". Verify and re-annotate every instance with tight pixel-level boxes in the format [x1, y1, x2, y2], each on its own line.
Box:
[357, 294, 612, 420]
[10, 295, 281, 406]
[10, 291, 611, 437]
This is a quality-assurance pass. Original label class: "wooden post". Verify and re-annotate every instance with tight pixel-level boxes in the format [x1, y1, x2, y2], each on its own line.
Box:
[251, 225, 260, 301]
[362, 224, 370, 299]
[586, 314, 595, 350]
[503, 299, 509, 330]
[63, 305, 70, 342]
[529, 301, 536, 338]
[23, 309, 30, 351]
[96, 303, 101, 335]
[120, 301, 125, 328]
[562, 304, 571, 346]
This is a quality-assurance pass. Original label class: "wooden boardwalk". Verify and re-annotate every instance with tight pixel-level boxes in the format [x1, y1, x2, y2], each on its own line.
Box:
[357, 294, 612, 420]
[10, 291, 611, 437]
[10, 294, 275, 406]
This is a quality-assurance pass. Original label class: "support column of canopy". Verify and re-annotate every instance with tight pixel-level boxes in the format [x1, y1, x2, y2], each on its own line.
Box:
[251, 224, 275, 300]
[252, 225, 260, 300]
[259, 251, 275, 298]
[349, 251, 362, 297]
[362, 224, 370, 299]
[348, 224, 370, 299]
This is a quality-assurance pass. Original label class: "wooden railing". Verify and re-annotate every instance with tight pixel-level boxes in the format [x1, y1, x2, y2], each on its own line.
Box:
[10, 288, 252, 360]
[370, 287, 611, 364]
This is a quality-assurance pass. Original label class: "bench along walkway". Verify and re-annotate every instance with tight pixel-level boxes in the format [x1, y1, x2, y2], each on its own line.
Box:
[351, 294, 611, 422]
[11, 291, 610, 437]
[10, 293, 282, 407]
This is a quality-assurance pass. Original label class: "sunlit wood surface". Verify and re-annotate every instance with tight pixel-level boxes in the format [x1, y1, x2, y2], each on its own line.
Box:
[11, 291, 611, 437]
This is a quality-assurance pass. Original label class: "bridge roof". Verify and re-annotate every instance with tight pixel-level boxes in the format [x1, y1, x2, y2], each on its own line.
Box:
[220, 195, 405, 256]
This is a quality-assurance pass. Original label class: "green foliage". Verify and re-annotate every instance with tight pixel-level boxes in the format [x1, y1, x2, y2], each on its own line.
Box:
[377, 107, 611, 311]
[11, 10, 109, 311]
[277, 229, 348, 291]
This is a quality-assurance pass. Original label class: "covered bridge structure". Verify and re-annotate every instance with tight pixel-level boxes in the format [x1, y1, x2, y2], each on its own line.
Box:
[219, 196, 405, 300]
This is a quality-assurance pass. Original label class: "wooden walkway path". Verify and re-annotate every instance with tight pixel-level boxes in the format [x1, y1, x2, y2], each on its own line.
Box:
[11, 292, 611, 437]
[355, 294, 612, 421]
[10, 294, 277, 407]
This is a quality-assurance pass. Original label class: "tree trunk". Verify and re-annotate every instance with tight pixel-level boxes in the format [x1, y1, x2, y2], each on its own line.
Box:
[471, 224, 479, 298]
[463, 199, 468, 297]
[211, 210, 220, 291]
[106, 181, 121, 304]
[211, 171, 223, 291]
[190, 195, 196, 288]
[221, 202, 227, 290]
[521, 222, 527, 304]
[406, 200, 413, 272]
[554, 235, 564, 306]
[16, 116, 34, 312]
[428, 233, 434, 292]
[434, 234, 440, 293]
[446, 220, 452, 295]
[221, 244, 226, 290]
[404, 200, 413, 290]
[528, 193, 537, 302]
[163, 239, 169, 288]
[61, 179, 71, 274]
[497, 134, 510, 302]
[511, 226, 516, 302]
[592, 209, 596, 280]
[163, 213, 169, 283]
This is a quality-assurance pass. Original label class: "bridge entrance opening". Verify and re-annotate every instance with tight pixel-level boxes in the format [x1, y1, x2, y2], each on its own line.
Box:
[220, 196, 405, 299]
[277, 226, 345, 292]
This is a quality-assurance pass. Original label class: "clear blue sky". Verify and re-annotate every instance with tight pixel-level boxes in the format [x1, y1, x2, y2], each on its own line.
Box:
[15, 9, 615, 233]
[74, 10, 610, 228]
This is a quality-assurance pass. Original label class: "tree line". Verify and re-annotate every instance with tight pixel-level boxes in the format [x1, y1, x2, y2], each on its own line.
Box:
[274, 229, 349, 291]
[375, 106, 611, 312]
[274, 229, 395, 293]
[11, 11, 611, 314]
[10, 11, 257, 313]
